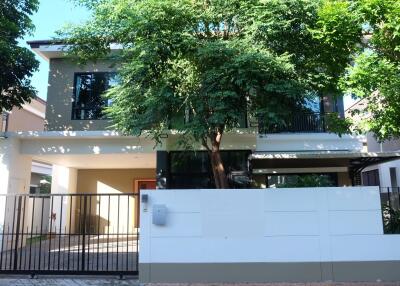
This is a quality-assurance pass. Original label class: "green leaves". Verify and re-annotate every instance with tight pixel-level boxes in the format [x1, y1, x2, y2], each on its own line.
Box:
[0, 0, 39, 111]
[62, 0, 363, 146]
[341, 0, 400, 141]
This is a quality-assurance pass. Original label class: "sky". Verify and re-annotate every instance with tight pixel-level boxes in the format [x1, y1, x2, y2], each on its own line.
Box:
[21, 0, 90, 101]
[20, 0, 356, 109]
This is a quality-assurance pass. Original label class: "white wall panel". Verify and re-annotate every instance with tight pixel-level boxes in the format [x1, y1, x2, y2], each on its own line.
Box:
[331, 235, 400, 261]
[151, 213, 202, 237]
[329, 210, 383, 235]
[264, 211, 319, 236]
[264, 188, 318, 211]
[140, 187, 400, 264]
[327, 187, 380, 210]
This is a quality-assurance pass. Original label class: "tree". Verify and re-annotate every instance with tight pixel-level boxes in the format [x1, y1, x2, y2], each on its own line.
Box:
[0, 0, 40, 111]
[62, 0, 360, 188]
[342, 0, 400, 141]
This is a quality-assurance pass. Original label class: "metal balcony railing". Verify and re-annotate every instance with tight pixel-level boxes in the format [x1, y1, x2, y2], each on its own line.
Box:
[258, 112, 328, 134]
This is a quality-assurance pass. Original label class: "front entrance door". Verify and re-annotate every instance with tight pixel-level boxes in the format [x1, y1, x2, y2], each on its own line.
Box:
[134, 179, 156, 227]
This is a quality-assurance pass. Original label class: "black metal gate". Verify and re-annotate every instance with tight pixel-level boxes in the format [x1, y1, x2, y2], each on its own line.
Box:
[0, 193, 139, 276]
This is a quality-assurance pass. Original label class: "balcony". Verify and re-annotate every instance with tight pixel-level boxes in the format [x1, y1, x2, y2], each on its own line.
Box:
[258, 112, 328, 134]
[256, 112, 363, 152]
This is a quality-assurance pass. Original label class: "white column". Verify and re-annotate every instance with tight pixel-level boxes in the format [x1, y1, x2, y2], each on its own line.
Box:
[0, 136, 32, 249]
[50, 165, 78, 234]
[0, 137, 32, 195]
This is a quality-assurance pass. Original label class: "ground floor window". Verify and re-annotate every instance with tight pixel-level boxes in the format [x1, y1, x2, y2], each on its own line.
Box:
[362, 169, 380, 186]
[169, 150, 251, 189]
[267, 173, 338, 188]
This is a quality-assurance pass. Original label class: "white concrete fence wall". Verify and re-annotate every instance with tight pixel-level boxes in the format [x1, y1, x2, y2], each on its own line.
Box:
[140, 187, 400, 283]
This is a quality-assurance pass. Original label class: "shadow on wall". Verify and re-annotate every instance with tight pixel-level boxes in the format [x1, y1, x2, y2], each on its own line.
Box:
[71, 194, 137, 235]
[73, 169, 157, 232]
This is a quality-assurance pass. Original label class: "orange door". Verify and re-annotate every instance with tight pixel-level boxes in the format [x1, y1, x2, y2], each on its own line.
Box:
[134, 179, 156, 227]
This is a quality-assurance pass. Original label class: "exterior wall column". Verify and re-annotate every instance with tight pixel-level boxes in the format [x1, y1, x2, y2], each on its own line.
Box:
[0, 136, 32, 249]
[50, 165, 78, 234]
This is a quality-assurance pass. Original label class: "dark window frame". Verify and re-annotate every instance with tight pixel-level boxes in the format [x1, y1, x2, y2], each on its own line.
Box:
[71, 72, 117, 120]
[362, 169, 380, 187]
[168, 150, 251, 189]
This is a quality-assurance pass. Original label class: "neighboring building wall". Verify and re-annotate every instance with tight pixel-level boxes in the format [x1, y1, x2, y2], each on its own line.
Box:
[4, 97, 46, 132]
[361, 127, 400, 188]
[346, 99, 400, 188]
[367, 133, 400, 152]
[140, 187, 400, 283]
[363, 160, 400, 188]
[46, 58, 115, 131]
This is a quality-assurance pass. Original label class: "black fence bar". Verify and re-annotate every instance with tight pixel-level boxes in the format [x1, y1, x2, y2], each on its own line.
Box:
[379, 187, 400, 234]
[259, 112, 329, 134]
[0, 193, 139, 276]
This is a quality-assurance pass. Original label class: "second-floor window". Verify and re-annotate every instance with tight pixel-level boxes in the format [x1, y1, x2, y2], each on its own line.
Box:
[72, 72, 118, 120]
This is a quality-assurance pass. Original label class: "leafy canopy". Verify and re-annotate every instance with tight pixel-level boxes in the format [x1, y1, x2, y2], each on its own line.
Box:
[342, 0, 400, 141]
[62, 0, 361, 147]
[0, 0, 40, 111]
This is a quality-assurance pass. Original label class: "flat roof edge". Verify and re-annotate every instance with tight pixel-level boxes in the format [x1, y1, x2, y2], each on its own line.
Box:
[27, 39, 65, 48]
[251, 151, 400, 159]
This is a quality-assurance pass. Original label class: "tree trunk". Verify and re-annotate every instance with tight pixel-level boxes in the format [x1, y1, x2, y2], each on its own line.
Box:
[208, 131, 229, 189]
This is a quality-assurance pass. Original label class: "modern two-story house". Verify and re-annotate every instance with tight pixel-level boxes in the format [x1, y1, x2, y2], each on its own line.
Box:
[2, 40, 399, 201]
[7, 40, 395, 194]
[1, 40, 400, 280]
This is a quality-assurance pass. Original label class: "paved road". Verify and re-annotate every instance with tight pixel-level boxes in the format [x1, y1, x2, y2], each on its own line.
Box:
[1, 280, 400, 286]
[0, 277, 139, 286]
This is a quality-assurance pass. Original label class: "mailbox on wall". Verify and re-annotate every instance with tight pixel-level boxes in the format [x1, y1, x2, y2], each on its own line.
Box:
[152, 204, 167, 226]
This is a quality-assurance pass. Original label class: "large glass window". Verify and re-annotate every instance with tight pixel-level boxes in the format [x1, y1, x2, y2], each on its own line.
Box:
[72, 72, 118, 120]
[169, 150, 250, 189]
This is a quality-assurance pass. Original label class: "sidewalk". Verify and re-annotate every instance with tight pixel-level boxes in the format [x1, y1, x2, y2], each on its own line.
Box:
[1, 280, 400, 286]
[0, 277, 139, 286]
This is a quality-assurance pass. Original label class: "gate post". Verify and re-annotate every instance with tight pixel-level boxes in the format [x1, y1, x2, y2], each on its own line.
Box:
[13, 196, 22, 270]
[81, 196, 87, 271]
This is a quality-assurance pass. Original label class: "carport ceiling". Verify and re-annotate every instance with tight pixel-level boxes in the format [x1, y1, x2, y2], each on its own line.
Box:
[32, 153, 156, 169]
